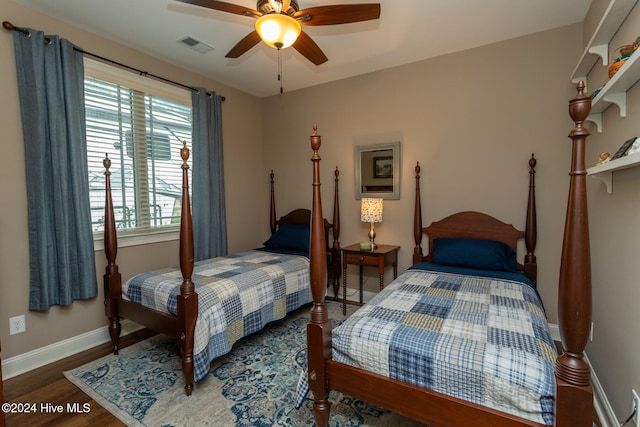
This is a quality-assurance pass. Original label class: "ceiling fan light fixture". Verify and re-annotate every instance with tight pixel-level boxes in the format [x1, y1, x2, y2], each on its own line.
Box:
[267, 0, 291, 14]
[255, 13, 301, 49]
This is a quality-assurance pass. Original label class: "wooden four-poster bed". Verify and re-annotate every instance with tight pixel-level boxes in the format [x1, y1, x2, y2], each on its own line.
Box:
[303, 82, 594, 426]
[102, 145, 341, 396]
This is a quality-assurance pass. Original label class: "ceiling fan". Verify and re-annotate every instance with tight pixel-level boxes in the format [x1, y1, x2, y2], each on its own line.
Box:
[175, 0, 381, 65]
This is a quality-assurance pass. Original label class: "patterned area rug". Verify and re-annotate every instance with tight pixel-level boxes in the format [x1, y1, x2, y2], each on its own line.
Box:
[64, 301, 426, 427]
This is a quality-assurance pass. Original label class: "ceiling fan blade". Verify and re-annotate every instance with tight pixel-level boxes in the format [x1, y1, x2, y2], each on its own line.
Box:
[175, 0, 261, 18]
[294, 4, 380, 26]
[293, 32, 328, 65]
[225, 31, 262, 58]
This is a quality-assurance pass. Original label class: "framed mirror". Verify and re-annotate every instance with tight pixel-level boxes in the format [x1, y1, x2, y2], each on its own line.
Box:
[355, 142, 401, 199]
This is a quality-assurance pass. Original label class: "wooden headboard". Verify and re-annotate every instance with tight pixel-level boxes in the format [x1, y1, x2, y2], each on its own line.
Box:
[413, 155, 538, 284]
[422, 211, 524, 258]
[423, 211, 523, 256]
[268, 167, 342, 297]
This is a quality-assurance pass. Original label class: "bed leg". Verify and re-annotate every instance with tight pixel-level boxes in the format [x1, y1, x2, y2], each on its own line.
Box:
[177, 291, 197, 396]
[330, 246, 341, 300]
[104, 273, 122, 355]
[313, 397, 330, 427]
[555, 376, 593, 427]
[107, 317, 121, 355]
[181, 356, 194, 397]
[308, 322, 331, 427]
[307, 303, 332, 427]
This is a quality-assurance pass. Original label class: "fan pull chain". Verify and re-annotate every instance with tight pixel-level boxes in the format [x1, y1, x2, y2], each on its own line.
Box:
[277, 48, 284, 94]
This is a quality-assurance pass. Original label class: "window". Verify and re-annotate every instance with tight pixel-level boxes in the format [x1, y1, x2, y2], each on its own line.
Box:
[84, 59, 192, 242]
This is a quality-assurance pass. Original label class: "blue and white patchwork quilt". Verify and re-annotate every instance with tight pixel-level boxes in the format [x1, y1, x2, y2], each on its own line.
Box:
[123, 249, 311, 382]
[297, 265, 557, 425]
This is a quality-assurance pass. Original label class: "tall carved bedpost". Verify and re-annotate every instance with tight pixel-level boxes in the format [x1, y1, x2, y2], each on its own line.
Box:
[103, 154, 122, 355]
[413, 162, 423, 265]
[555, 81, 593, 426]
[270, 170, 276, 234]
[307, 125, 332, 427]
[331, 167, 341, 297]
[524, 154, 538, 285]
[176, 142, 197, 396]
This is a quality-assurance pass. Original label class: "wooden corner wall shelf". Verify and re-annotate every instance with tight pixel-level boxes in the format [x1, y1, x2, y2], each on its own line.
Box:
[571, 0, 638, 85]
[587, 151, 640, 193]
[587, 48, 640, 132]
[569, 0, 639, 133]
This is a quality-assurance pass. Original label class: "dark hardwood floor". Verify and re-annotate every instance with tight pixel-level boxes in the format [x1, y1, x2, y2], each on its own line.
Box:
[2, 332, 602, 427]
[2, 329, 156, 427]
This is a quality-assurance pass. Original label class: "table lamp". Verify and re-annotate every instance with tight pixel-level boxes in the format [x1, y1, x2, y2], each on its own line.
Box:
[361, 198, 383, 250]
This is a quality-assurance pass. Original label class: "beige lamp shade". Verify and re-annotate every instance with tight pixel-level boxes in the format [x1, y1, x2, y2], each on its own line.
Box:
[361, 198, 383, 223]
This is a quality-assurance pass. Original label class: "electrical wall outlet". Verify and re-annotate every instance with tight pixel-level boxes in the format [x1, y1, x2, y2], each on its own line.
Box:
[9, 314, 26, 335]
[632, 389, 639, 427]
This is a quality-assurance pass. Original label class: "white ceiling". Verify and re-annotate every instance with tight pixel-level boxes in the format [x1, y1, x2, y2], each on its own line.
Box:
[12, 0, 592, 98]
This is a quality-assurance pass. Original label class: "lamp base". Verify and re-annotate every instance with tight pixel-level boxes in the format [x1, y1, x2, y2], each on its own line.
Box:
[368, 223, 377, 250]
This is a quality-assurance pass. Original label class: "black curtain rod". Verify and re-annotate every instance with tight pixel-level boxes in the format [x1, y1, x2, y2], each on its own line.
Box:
[2, 21, 225, 101]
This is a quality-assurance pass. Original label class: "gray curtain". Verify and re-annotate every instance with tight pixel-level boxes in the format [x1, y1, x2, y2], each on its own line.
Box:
[13, 29, 97, 310]
[192, 89, 227, 261]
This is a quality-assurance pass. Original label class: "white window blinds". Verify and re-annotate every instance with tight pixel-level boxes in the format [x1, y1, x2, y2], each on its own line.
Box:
[84, 60, 192, 236]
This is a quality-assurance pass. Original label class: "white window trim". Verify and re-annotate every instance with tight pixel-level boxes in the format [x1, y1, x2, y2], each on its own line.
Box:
[84, 58, 191, 106]
[85, 58, 192, 249]
[93, 229, 180, 251]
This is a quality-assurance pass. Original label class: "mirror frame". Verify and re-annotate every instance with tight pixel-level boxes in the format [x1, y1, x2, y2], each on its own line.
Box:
[355, 142, 401, 200]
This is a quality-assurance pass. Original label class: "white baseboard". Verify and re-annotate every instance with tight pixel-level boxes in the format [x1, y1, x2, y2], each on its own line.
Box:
[587, 353, 619, 427]
[1, 320, 143, 380]
[344, 288, 378, 303]
[547, 322, 561, 341]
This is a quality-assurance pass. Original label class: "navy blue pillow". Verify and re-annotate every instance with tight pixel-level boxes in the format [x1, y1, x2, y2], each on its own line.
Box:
[263, 223, 310, 253]
[431, 238, 517, 272]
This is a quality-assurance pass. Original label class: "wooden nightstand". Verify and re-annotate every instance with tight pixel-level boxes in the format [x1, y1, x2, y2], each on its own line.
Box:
[341, 243, 400, 315]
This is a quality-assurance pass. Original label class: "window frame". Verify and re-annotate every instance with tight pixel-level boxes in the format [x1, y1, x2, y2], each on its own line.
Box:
[84, 58, 192, 250]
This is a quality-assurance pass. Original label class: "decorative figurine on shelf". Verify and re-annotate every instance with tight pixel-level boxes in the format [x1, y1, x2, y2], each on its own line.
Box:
[596, 152, 610, 166]
[619, 36, 640, 56]
[609, 38, 639, 78]
[611, 137, 639, 160]
[625, 137, 640, 156]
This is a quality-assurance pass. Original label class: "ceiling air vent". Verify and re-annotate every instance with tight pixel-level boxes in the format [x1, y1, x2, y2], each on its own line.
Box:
[178, 36, 214, 54]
